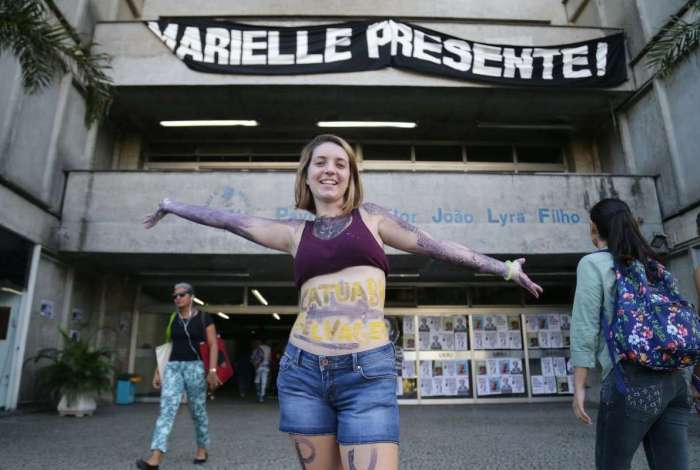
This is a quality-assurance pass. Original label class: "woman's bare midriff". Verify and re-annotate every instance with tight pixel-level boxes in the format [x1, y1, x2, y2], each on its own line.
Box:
[289, 265, 389, 356]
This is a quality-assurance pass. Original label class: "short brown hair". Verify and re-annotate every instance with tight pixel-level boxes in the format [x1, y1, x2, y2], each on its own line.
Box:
[294, 134, 363, 215]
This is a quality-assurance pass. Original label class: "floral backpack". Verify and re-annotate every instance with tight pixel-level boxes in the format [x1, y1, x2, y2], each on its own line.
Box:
[601, 256, 700, 393]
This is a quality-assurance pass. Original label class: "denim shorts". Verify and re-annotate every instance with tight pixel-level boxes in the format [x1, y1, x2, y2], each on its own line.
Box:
[277, 342, 400, 446]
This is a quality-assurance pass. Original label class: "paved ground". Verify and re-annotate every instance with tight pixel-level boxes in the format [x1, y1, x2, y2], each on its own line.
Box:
[1, 399, 698, 470]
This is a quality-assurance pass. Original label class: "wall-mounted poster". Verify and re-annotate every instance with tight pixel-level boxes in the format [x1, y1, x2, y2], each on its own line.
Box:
[429, 334, 443, 350]
[454, 315, 468, 350]
[531, 356, 574, 395]
[456, 377, 470, 396]
[418, 316, 431, 349]
[71, 308, 83, 323]
[474, 357, 525, 396]
[438, 332, 454, 350]
[418, 359, 471, 397]
[402, 316, 416, 350]
[473, 314, 522, 350]
[402, 360, 417, 379]
[416, 315, 468, 351]
[419, 360, 433, 379]
[420, 377, 432, 397]
[399, 378, 417, 398]
[403, 316, 415, 334]
[39, 300, 55, 319]
[525, 314, 572, 349]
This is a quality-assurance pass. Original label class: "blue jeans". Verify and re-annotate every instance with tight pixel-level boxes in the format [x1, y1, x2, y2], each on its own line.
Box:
[277, 342, 399, 446]
[150, 361, 209, 452]
[596, 362, 691, 470]
[255, 366, 270, 400]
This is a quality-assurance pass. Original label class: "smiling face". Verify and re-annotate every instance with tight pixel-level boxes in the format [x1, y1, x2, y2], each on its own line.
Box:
[295, 134, 363, 215]
[305, 142, 351, 208]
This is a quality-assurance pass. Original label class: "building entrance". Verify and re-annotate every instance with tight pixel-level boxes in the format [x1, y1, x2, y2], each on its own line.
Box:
[132, 308, 295, 401]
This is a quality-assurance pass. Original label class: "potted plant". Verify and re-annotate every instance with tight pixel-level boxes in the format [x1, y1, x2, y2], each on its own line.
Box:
[31, 330, 113, 417]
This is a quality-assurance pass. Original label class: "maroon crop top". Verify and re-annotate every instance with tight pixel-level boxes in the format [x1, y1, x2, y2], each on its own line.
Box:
[293, 209, 390, 288]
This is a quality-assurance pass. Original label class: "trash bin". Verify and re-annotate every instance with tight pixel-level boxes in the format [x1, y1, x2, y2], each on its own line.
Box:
[115, 379, 135, 405]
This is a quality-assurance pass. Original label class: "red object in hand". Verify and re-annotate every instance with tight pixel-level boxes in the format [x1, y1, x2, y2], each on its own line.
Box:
[199, 335, 234, 384]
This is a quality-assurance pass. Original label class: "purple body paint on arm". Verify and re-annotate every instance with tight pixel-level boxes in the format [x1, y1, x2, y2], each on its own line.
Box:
[143, 198, 303, 249]
[162, 199, 258, 242]
[362, 202, 506, 276]
[362, 202, 542, 297]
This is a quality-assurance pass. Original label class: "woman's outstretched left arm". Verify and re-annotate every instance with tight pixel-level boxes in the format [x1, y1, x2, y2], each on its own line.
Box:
[363, 202, 542, 298]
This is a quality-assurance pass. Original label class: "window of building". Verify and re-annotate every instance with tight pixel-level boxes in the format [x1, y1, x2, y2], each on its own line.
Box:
[466, 145, 513, 163]
[524, 284, 575, 306]
[516, 146, 563, 164]
[471, 286, 523, 305]
[385, 287, 417, 307]
[414, 145, 463, 162]
[416, 286, 467, 305]
[362, 144, 412, 161]
[141, 139, 566, 172]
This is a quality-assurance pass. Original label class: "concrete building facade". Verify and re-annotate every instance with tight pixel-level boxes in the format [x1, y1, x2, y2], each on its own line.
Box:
[0, 0, 698, 409]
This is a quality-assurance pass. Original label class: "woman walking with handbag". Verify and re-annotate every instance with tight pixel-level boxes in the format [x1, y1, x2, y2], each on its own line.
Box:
[570, 198, 700, 470]
[137, 282, 223, 470]
[144, 134, 542, 469]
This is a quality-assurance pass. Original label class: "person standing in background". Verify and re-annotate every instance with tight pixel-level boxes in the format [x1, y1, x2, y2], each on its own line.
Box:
[137, 283, 222, 470]
[251, 338, 271, 403]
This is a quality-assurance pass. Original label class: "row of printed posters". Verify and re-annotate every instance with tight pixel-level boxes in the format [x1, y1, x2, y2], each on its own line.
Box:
[406, 360, 471, 396]
[473, 314, 522, 350]
[475, 358, 525, 396]
[400, 313, 572, 351]
[525, 314, 571, 349]
[403, 316, 469, 351]
[530, 357, 574, 395]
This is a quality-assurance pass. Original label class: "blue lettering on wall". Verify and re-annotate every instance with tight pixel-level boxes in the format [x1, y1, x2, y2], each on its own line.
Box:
[390, 208, 417, 223]
[432, 208, 474, 224]
[537, 208, 581, 224]
[487, 208, 526, 226]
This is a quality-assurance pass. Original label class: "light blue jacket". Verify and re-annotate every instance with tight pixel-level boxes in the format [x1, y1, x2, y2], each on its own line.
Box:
[570, 251, 619, 380]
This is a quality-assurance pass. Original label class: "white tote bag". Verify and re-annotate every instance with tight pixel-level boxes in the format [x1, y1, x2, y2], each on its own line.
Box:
[155, 342, 172, 381]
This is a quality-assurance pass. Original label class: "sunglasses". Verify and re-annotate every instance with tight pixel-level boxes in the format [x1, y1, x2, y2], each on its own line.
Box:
[172, 292, 190, 300]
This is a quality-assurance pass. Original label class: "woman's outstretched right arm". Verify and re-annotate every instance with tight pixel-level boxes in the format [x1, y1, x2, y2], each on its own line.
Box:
[143, 198, 303, 254]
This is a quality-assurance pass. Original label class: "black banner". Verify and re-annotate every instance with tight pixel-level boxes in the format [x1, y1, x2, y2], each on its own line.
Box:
[146, 19, 627, 88]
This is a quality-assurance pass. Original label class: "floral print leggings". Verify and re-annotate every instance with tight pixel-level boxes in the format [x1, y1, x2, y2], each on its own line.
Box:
[150, 361, 209, 453]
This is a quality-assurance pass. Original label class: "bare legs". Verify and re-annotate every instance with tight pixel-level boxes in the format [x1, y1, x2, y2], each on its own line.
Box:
[290, 435, 341, 470]
[340, 443, 398, 470]
[289, 435, 398, 470]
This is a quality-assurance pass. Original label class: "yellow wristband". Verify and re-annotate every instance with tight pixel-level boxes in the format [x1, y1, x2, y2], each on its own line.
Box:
[504, 260, 516, 281]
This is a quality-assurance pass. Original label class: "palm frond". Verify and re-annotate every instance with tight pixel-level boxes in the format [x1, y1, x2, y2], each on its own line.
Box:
[0, 0, 113, 125]
[647, 0, 700, 77]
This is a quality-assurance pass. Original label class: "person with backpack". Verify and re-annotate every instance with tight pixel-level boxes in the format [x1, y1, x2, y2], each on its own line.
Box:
[136, 282, 223, 470]
[570, 198, 700, 470]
